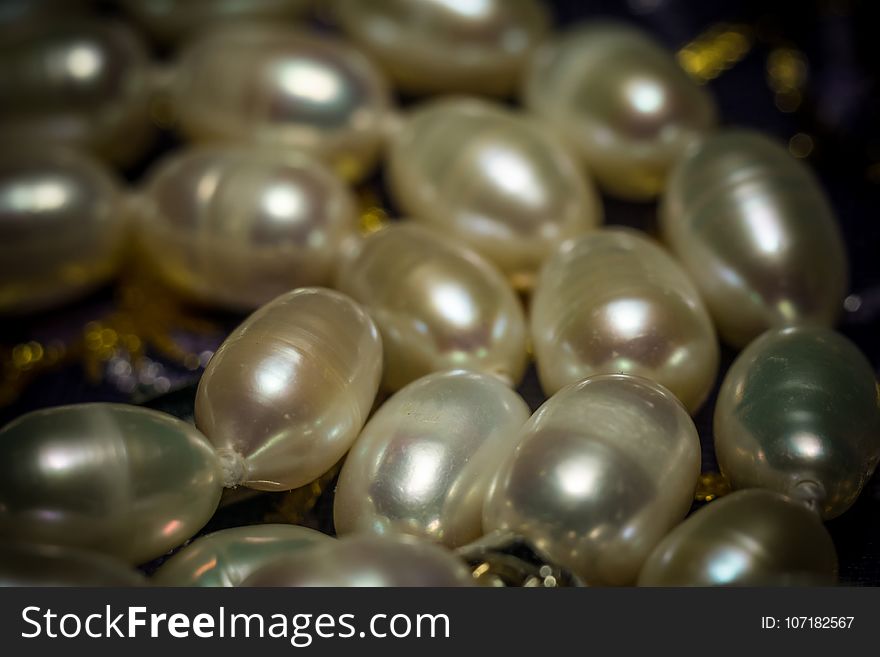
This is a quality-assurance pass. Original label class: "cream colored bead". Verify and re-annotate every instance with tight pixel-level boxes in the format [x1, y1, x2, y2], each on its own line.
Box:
[530, 228, 719, 413]
[170, 25, 392, 181]
[0, 20, 155, 165]
[335, 370, 531, 547]
[136, 146, 359, 311]
[120, 0, 312, 44]
[387, 97, 602, 290]
[714, 327, 880, 519]
[638, 489, 838, 586]
[332, 0, 550, 96]
[242, 534, 475, 587]
[661, 130, 848, 347]
[0, 542, 147, 587]
[337, 224, 528, 390]
[195, 288, 382, 491]
[522, 22, 717, 200]
[0, 404, 223, 565]
[152, 524, 333, 586]
[483, 374, 701, 585]
[0, 148, 125, 314]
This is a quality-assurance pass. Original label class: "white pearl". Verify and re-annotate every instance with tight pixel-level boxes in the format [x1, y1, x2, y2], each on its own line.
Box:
[0, 148, 125, 314]
[195, 288, 383, 491]
[120, 0, 312, 44]
[523, 22, 717, 200]
[136, 146, 359, 311]
[0, 542, 147, 586]
[170, 25, 393, 181]
[335, 370, 531, 547]
[484, 374, 701, 585]
[661, 130, 848, 347]
[337, 224, 529, 390]
[639, 489, 838, 586]
[531, 228, 719, 413]
[0, 20, 155, 165]
[332, 0, 550, 96]
[387, 97, 602, 290]
[242, 534, 475, 587]
[153, 524, 333, 586]
[0, 403, 223, 565]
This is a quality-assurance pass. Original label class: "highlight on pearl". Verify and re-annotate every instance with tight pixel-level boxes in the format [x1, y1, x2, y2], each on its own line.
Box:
[522, 21, 717, 200]
[483, 374, 701, 585]
[135, 146, 359, 311]
[0, 148, 125, 315]
[386, 97, 602, 290]
[332, 0, 550, 96]
[0, 403, 223, 564]
[638, 489, 838, 586]
[530, 228, 719, 413]
[195, 287, 383, 492]
[241, 533, 475, 587]
[661, 129, 848, 348]
[336, 224, 529, 390]
[0, 20, 155, 165]
[334, 370, 531, 547]
[0, 541, 147, 587]
[152, 524, 333, 587]
[170, 24, 393, 181]
[120, 0, 312, 44]
[714, 327, 880, 519]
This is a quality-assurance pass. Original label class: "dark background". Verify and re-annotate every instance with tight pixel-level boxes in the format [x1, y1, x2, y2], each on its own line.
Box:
[1, 0, 879, 584]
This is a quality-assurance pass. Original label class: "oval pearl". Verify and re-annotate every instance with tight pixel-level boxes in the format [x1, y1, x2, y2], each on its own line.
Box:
[714, 327, 880, 519]
[531, 229, 719, 413]
[0, 20, 154, 165]
[0, 403, 223, 564]
[522, 22, 717, 200]
[0, 148, 125, 314]
[195, 288, 382, 491]
[337, 224, 528, 390]
[483, 374, 701, 585]
[638, 489, 838, 586]
[152, 524, 333, 587]
[661, 130, 848, 348]
[120, 0, 312, 44]
[170, 25, 392, 181]
[332, 0, 550, 96]
[242, 534, 474, 587]
[0, 541, 147, 587]
[136, 146, 359, 311]
[386, 97, 602, 289]
[335, 370, 531, 546]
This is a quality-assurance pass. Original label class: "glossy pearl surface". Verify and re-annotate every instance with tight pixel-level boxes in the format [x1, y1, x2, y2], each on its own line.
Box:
[120, 0, 311, 44]
[0, 148, 125, 314]
[714, 327, 880, 519]
[0, 20, 154, 165]
[531, 229, 718, 413]
[242, 534, 474, 587]
[335, 370, 531, 547]
[638, 489, 838, 586]
[137, 146, 359, 311]
[337, 224, 528, 390]
[153, 524, 332, 586]
[332, 0, 550, 96]
[195, 288, 382, 491]
[661, 130, 848, 347]
[483, 374, 701, 585]
[523, 22, 717, 200]
[387, 97, 602, 289]
[0, 403, 223, 564]
[171, 25, 392, 181]
[0, 542, 146, 587]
